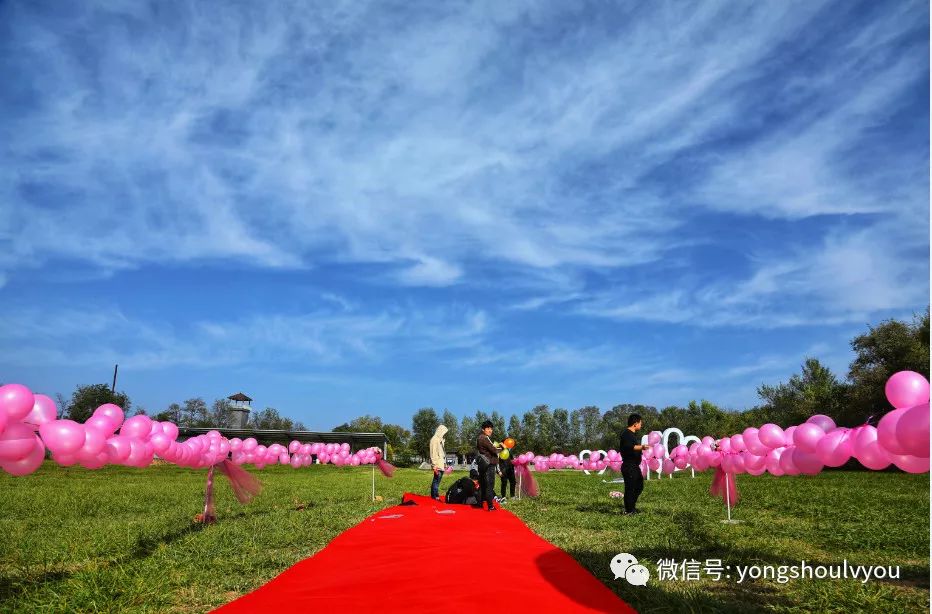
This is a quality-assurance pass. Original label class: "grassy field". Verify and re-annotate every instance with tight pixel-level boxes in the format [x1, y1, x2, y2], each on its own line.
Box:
[1, 463, 928, 613]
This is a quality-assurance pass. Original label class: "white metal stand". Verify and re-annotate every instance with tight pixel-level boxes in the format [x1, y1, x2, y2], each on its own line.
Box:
[371, 464, 375, 502]
[720, 472, 742, 524]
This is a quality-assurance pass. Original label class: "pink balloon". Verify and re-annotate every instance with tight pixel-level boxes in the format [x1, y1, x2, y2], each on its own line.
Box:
[758, 424, 785, 449]
[106, 435, 133, 463]
[661, 459, 675, 474]
[80, 427, 107, 456]
[0, 422, 40, 461]
[791, 448, 824, 475]
[793, 423, 825, 453]
[743, 428, 769, 456]
[648, 431, 661, 445]
[877, 408, 910, 455]
[729, 434, 746, 453]
[853, 426, 891, 470]
[79, 450, 109, 470]
[707, 451, 722, 467]
[161, 422, 179, 441]
[885, 371, 930, 409]
[318, 452, 330, 463]
[93, 404, 125, 429]
[647, 458, 660, 471]
[717, 438, 732, 453]
[39, 420, 87, 455]
[766, 448, 785, 476]
[120, 415, 153, 440]
[0, 437, 45, 476]
[896, 402, 929, 458]
[746, 463, 767, 476]
[149, 432, 172, 454]
[779, 447, 800, 475]
[642, 446, 654, 459]
[783, 426, 797, 446]
[743, 452, 767, 471]
[652, 444, 665, 458]
[53, 452, 79, 467]
[84, 415, 118, 435]
[0, 384, 36, 422]
[674, 457, 688, 469]
[806, 414, 836, 433]
[23, 394, 58, 427]
[701, 436, 715, 446]
[888, 453, 930, 474]
[815, 429, 853, 467]
[243, 438, 258, 451]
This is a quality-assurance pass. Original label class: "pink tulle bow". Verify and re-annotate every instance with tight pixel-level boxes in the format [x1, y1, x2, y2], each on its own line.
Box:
[515, 464, 539, 498]
[217, 459, 262, 504]
[710, 466, 739, 509]
[376, 457, 396, 478]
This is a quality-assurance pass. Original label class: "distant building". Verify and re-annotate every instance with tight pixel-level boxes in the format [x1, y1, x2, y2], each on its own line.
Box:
[227, 392, 252, 429]
[174, 391, 388, 456]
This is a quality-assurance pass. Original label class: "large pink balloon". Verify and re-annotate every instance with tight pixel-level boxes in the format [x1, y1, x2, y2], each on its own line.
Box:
[0, 384, 35, 422]
[885, 371, 930, 409]
[149, 432, 172, 454]
[648, 431, 661, 445]
[661, 459, 674, 474]
[0, 422, 39, 461]
[743, 452, 767, 472]
[895, 402, 929, 458]
[729, 434, 746, 453]
[853, 426, 891, 470]
[93, 404, 125, 429]
[85, 415, 118, 435]
[79, 427, 107, 457]
[106, 435, 133, 463]
[23, 394, 58, 428]
[779, 447, 800, 475]
[888, 453, 930, 474]
[877, 408, 910, 455]
[0, 437, 45, 476]
[647, 458, 660, 471]
[39, 420, 87, 456]
[758, 424, 785, 449]
[793, 423, 825, 453]
[815, 429, 853, 467]
[766, 448, 785, 476]
[792, 448, 824, 475]
[120, 415, 153, 440]
[161, 422, 179, 441]
[806, 414, 836, 433]
[743, 428, 769, 456]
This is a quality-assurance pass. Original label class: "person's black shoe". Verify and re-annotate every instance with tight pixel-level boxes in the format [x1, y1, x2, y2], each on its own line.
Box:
[488, 505, 497, 512]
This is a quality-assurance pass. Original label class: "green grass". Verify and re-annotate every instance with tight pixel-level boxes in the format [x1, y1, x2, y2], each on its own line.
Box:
[1, 463, 928, 612]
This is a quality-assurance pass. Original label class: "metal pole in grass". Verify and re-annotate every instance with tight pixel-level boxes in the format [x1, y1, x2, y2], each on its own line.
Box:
[371, 464, 375, 502]
[721, 472, 742, 524]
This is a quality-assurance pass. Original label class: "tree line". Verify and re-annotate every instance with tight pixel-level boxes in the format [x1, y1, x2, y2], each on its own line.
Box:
[338, 310, 929, 463]
[49, 310, 927, 464]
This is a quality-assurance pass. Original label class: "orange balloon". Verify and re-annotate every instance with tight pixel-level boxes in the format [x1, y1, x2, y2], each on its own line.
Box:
[504, 438, 515, 449]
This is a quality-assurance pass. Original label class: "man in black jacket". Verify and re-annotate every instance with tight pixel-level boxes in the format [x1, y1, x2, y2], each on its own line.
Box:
[619, 414, 646, 515]
[476, 420, 500, 511]
[445, 469, 481, 505]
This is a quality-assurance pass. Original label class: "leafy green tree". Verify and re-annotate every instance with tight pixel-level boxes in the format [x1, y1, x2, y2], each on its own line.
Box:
[507, 415, 522, 445]
[552, 408, 570, 452]
[459, 415, 477, 458]
[532, 405, 554, 452]
[569, 409, 583, 450]
[846, 310, 930, 424]
[520, 409, 538, 452]
[411, 408, 440, 459]
[757, 358, 848, 426]
[490, 411, 506, 439]
[577, 405, 602, 448]
[65, 384, 132, 423]
[182, 397, 210, 427]
[441, 410, 459, 457]
[153, 402, 182, 424]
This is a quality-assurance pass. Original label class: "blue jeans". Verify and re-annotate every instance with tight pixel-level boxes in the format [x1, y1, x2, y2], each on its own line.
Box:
[431, 469, 443, 498]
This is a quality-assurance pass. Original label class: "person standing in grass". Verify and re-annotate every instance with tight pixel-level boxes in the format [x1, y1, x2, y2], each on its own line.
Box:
[429, 424, 448, 500]
[476, 420, 501, 511]
[499, 444, 516, 501]
[619, 414, 646, 515]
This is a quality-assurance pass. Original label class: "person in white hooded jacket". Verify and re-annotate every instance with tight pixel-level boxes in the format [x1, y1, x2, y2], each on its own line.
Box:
[429, 424, 448, 500]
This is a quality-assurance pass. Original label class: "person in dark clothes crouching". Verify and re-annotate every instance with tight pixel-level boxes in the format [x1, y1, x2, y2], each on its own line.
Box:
[445, 469, 481, 505]
[476, 420, 501, 511]
[619, 413, 646, 515]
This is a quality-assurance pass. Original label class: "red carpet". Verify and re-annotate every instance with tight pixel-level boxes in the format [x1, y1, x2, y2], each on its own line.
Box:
[216, 493, 635, 613]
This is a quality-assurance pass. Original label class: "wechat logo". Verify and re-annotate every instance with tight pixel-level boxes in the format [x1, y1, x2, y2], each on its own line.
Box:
[611, 552, 650, 586]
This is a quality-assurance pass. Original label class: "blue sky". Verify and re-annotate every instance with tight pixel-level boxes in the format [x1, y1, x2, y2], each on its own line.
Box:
[1, 0, 928, 430]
